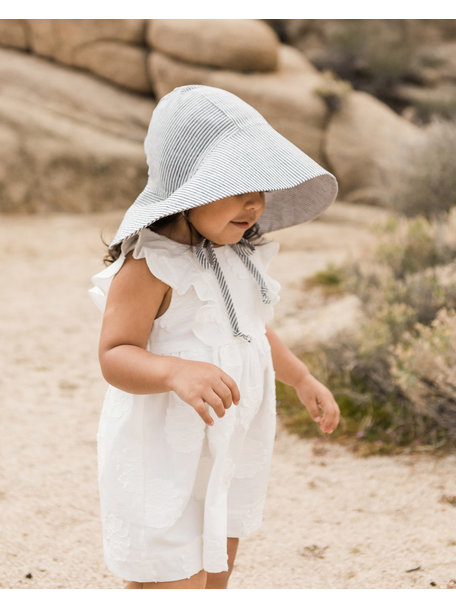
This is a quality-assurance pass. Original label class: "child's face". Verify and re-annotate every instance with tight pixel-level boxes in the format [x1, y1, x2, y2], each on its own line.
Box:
[188, 192, 265, 245]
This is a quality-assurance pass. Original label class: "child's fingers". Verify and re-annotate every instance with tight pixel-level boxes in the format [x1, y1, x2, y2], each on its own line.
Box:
[192, 398, 215, 426]
[220, 372, 241, 405]
[213, 379, 236, 410]
[305, 399, 322, 422]
[320, 398, 340, 433]
[203, 389, 227, 419]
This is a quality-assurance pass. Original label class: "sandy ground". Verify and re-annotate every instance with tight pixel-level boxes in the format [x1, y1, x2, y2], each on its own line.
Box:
[1, 203, 455, 589]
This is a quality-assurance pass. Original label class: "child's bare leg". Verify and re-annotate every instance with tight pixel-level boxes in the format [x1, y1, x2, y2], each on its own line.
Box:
[205, 537, 239, 589]
[124, 580, 142, 588]
[123, 538, 238, 589]
[141, 569, 207, 589]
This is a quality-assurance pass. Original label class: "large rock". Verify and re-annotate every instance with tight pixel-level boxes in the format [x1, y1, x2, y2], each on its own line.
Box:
[16, 19, 150, 94]
[277, 43, 319, 74]
[146, 19, 279, 72]
[148, 51, 328, 162]
[0, 19, 28, 49]
[325, 90, 426, 204]
[0, 49, 155, 213]
[73, 41, 151, 94]
[27, 19, 145, 62]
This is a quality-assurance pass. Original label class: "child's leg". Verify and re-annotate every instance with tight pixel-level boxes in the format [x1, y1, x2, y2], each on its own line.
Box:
[123, 537, 238, 589]
[124, 571, 207, 588]
[141, 570, 207, 589]
[124, 581, 142, 588]
[205, 537, 239, 589]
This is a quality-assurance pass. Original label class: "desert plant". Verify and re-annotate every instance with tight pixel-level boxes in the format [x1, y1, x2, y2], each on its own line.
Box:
[280, 213, 456, 453]
[312, 20, 421, 110]
[304, 262, 347, 296]
[392, 308, 456, 443]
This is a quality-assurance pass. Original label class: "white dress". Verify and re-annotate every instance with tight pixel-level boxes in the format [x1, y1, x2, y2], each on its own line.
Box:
[89, 228, 281, 583]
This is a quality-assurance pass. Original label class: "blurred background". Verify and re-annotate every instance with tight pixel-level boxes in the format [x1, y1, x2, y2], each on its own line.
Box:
[1, 19, 456, 589]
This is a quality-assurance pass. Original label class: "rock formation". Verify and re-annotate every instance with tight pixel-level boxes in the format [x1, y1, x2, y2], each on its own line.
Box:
[0, 19, 434, 213]
[0, 47, 154, 212]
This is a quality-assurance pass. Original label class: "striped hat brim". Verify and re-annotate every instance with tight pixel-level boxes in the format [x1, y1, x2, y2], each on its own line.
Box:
[110, 120, 338, 247]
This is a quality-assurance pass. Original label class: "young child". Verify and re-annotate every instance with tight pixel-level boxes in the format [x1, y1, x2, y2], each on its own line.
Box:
[89, 85, 340, 589]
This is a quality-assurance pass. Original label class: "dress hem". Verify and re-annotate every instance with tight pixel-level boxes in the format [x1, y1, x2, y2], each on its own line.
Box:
[103, 519, 264, 583]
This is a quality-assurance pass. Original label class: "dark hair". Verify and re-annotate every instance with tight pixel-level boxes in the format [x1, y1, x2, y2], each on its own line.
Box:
[103, 212, 265, 265]
[103, 213, 180, 265]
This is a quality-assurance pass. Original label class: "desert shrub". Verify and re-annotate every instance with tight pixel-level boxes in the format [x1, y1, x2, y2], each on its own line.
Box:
[314, 70, 353, 112]
[312, 20, 421, 110]
[392, 308, 456, 442]
[387, 120, 456, 218]
[407, 88, 456, 124]
[278, 213, 456, 453]
[373, 214, 456, 276]
[304, 263, 347, 295]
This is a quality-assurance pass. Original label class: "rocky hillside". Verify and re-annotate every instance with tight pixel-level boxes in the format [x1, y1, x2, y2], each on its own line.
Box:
[0, 19, 452, 213]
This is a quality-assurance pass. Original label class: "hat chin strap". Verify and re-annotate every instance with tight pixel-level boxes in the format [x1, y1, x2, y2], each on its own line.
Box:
[194, 238, 271, 342]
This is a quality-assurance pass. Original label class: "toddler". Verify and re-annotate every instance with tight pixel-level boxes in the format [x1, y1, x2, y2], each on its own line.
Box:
[89, 85, 340, 589]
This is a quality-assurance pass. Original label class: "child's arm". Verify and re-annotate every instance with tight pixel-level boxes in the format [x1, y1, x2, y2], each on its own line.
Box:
[98, 253, 240, 426]
[265, 325, 340, 434]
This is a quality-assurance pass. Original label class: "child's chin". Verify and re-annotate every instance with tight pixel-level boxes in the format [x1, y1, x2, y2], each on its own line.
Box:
[220, 237, 243, 246]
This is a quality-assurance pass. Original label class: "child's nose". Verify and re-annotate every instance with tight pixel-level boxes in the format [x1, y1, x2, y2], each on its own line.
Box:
[245, 192, 264, 209]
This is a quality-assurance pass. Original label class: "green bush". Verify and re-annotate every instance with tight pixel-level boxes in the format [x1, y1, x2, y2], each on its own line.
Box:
[279, 213, 456, 454]
[304, 263, 347, 295]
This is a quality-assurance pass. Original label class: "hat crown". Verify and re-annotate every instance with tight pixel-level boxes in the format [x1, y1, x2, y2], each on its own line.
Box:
[145, 85, 265, 197]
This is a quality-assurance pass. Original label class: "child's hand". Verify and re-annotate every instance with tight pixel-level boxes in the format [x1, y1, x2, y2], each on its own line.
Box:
[294, 373, 340, 434]
[169, 358, 240, 426]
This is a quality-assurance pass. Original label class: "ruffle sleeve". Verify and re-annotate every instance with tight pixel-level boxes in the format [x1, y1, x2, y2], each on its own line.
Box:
[128, 229, 207, 297]
[89, 255, 125, 313]
[88, 229, 214, 314]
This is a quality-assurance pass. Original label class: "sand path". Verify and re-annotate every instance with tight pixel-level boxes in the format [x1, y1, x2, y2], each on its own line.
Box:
[1, 205, 455, 589]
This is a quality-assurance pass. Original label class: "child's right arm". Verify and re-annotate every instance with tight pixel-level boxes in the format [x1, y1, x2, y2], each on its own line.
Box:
[98, 253, 240, 425]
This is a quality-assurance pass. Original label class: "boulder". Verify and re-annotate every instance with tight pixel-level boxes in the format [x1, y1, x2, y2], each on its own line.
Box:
[0, 48, 155, 213]
[27, 19, 146, 63]
[146, 19, 279, 72]
[325, 90, 426, 204]
[148, 51, 329, 162]
[277, 43, 318, 74]
[21, 19, 149, 93]
[0, 19, 28, 49]
[148, 50, 213, 97]
[73, 41, 151, 94]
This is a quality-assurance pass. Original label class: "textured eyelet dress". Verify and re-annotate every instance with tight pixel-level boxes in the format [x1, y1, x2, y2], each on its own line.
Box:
[89, 228, 281, 583]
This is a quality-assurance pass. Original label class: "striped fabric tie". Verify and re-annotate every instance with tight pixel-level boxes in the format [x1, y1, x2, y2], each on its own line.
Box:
[194, 239, 271, 342]
[231, 239, 272, 305]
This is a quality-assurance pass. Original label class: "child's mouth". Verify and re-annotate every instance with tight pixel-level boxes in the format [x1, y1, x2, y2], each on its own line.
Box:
[231, 221, 250, 228]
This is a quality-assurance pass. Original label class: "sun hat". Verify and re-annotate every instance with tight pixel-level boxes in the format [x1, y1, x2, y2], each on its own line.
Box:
[110, 84, 338, 247]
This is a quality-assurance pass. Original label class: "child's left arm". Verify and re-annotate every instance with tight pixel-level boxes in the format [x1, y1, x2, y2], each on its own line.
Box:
[265, 325, 340, 434]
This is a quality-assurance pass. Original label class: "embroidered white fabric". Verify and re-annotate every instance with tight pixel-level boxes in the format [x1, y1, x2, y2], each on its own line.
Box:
[90, 229, 280, 583]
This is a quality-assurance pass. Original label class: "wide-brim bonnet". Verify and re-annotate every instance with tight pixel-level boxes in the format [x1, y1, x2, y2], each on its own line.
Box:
[110, 85, 338, 247]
